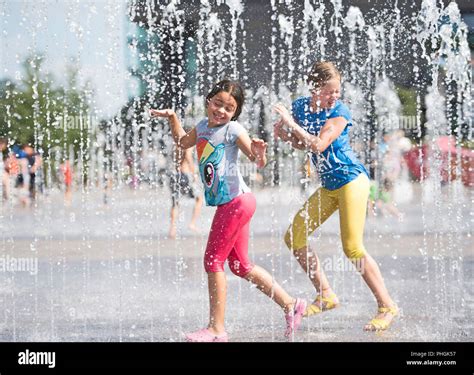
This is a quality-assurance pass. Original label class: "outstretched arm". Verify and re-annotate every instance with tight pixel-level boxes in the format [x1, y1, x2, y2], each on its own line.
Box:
[273, 104, 347, 153]
[149, 109, 197, 149]
[236, 131, 267, 168]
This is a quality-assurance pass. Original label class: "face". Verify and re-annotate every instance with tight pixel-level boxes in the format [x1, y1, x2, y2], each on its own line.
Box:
[23, 146, 34, 155]
[207, 91, 238, 126]
[310, 78, 341, 109]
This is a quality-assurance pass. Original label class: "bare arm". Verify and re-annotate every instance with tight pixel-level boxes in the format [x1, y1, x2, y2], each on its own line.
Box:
[274, 119, 306, 150]
[236, 131, 267, 168]
[292, 117, 347, 153]
[149, 109, 197, 149]
[273, 104, 347, 153]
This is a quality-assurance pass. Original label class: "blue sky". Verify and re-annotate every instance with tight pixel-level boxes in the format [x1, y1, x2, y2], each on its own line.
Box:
[0, 0, 134, 118]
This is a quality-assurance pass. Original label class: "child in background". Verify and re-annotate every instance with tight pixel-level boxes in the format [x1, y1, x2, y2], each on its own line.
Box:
[168, 145, 203, 239]
[0, 138, 8, 201]
[150, 79, 306, 342]
[368, 178, 403, 220]
[59, 160, 73, 206]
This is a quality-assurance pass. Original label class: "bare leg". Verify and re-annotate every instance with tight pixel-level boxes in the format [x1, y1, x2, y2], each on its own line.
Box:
[375, 200, 384, 216]
[189, 196, 203, 232]
[64, 186, 72, 206]
[293, 246, 338, 304]
[207, 272, 227, 335]
[367, 200, 375, 217]
[357, 254, 394, 306]
[169, 205, 178, 239]
[284, 186, 338, 304]
[244, 265, 295, 313]
[2, 172, 10, 200]
[386, 203, 403, 221]
[355, 254, 397, 330]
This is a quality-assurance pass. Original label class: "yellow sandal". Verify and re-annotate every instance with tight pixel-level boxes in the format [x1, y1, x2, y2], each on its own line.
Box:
[364, 306, 399, 331]
[304, 293, 339, 317]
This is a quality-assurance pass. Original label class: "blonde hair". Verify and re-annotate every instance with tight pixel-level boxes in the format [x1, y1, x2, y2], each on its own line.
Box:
[307, 61, 341, 89]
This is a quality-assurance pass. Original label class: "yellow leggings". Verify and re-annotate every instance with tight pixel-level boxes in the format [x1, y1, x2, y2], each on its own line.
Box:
[284, 173, 370, 260]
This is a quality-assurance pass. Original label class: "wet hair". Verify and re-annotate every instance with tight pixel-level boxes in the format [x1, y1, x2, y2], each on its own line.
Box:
[205, 79, 245, 121]
[307, 61, 341, 90]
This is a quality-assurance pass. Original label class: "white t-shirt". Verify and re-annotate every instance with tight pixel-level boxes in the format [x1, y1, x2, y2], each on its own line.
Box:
[195, 119, 251, 206]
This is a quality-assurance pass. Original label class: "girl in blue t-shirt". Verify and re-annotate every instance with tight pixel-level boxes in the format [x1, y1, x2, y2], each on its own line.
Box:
[273, 61, 398, 331]
[150, 80, 306, 342]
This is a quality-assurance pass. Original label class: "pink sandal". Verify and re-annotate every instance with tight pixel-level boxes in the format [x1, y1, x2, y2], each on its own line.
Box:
[285, 298, 307, 338]
[185, 328, 228, 342]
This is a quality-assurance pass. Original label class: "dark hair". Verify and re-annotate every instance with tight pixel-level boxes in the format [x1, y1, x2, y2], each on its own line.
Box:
[383, 178, 393, 191]
[205, 79, 245, 121]
[307, 61, 341, 90]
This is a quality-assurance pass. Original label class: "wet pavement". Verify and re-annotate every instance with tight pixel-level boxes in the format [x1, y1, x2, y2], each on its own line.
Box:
[0, 182, 472, 342]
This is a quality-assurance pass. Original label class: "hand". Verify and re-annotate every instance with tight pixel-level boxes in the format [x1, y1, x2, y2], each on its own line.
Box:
[251, 138, 267, 168]
[149, 108, 175, 119]
[273, 119, 294, 144]
[273, 103, 294, 127]
[273, 119, 284, 140]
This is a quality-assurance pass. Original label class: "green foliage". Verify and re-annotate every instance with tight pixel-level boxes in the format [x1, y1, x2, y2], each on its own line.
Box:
[395, 85, 417, 117]
[0, 54, 94, 159]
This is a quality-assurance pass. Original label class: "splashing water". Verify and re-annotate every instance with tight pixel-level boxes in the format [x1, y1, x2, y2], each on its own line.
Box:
[0, 0, 471, 342]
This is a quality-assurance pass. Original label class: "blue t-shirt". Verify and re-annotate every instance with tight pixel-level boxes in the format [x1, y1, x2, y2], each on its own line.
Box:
[195, 119, 251, 206]
[292, 97, 369, 190]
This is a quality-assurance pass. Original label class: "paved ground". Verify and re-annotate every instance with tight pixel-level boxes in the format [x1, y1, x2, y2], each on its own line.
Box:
[0, 181, 472, 342]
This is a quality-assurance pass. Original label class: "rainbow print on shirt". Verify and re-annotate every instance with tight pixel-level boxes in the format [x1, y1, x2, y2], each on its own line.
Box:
[196, 137, 230, 205]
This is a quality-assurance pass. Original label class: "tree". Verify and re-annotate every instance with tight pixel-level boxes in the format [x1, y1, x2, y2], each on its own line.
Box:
[0, 54, 94, 159]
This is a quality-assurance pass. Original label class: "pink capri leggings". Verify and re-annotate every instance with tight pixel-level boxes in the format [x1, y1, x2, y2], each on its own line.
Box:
[204, 192, 256, 277]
